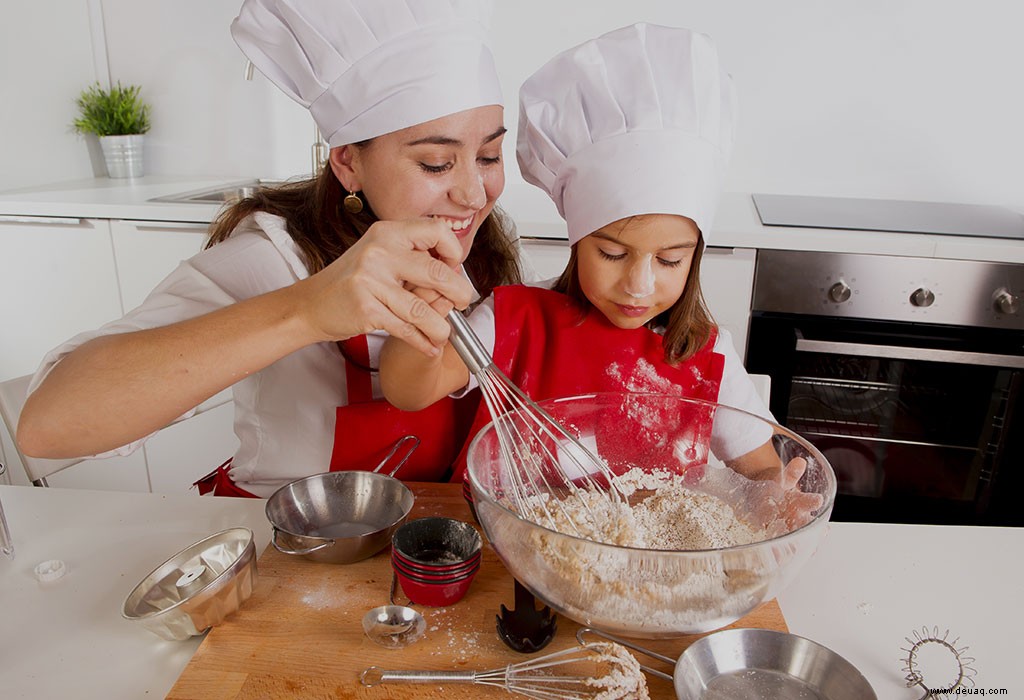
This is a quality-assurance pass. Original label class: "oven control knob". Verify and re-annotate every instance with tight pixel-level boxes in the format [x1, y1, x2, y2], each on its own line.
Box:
[828, 281, 852, 303]
[994, 288, 1020, 315]
[910, 287, 935, 307]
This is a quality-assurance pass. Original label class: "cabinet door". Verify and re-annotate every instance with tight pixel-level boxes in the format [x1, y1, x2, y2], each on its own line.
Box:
[0, 216, 148, 489]
[701, 247, 756, 360]
[110, 219, 231, 413]
[109, 219, 211, 311]
[0, 217, 123, 379]
[144, 401, 239, 495]
[519, 237, 570, 282]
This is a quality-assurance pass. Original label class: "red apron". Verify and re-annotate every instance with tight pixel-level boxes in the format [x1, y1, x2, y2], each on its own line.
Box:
[450, 285, 725, 483]
[197, 335, 479, 497]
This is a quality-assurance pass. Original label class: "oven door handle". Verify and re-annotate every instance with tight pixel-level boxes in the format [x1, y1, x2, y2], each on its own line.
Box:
[795, 337, 1024, 369]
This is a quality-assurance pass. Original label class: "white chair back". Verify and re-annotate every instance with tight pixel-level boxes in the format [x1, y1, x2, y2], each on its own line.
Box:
[0, 374, 84, 486]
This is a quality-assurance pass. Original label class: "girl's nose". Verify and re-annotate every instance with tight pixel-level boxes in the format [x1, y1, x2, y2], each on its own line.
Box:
[624, 256, 656, 299]
[450, 165, 486, 210]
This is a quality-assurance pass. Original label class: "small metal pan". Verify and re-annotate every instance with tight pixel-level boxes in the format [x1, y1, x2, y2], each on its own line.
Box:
[578, 627, 877, 700]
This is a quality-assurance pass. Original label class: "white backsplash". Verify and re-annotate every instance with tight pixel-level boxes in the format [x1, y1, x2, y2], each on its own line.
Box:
[4, 0, 1023, 211]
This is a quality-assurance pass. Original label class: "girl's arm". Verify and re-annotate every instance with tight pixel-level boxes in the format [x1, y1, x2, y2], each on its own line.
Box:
[379, 335, 470, 411]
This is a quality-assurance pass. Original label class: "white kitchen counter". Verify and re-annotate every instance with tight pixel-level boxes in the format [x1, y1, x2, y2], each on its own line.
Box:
[2, 177, 1023, 263]
[0, 483, 1019, 699]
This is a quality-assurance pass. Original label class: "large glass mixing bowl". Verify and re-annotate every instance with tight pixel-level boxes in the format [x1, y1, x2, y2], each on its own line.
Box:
[466, 392, 836, 639]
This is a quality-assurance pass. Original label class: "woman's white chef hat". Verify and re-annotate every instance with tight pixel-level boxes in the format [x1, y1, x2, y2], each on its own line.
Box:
[231, 0, 503, 148]
[517, 23, 736, 245]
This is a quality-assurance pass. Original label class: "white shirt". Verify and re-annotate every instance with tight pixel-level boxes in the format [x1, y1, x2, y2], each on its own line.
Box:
[30, 213, 367, 496]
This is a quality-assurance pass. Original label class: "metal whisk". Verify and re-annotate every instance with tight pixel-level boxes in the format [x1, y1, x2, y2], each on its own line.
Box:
[360, 642, 646, 699]
[446, 310, 625, 534]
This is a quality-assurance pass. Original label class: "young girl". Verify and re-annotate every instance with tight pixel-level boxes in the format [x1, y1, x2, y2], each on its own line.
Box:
[381, 23, 816, 510]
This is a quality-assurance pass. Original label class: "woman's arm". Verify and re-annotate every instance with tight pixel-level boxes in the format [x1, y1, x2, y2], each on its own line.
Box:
[18, 219, 472, 458]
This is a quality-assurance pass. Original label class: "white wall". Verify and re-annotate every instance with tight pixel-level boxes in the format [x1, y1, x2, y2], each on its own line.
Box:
[2, 1, 1022, 217]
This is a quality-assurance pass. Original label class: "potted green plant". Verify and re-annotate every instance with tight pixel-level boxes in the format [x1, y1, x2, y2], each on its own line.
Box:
[72, 82, 152, 178]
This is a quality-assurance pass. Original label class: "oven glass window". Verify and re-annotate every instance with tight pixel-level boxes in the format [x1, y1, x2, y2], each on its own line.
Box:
[786, 353, 1011, 506]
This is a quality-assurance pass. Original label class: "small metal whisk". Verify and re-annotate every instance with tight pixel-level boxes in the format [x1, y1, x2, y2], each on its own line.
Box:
[447, 310, 625, 534]
[360, 642, 645, 699]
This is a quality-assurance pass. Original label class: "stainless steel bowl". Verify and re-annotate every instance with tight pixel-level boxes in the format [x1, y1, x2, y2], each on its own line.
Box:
[121, 527, 257, 641]
[673, 628, 877, 699]
[265, 471, 415, 564]
[467, 392, 836, 638]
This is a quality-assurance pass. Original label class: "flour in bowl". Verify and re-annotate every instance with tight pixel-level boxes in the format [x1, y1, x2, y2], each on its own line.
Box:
[508, 468, 781, 633]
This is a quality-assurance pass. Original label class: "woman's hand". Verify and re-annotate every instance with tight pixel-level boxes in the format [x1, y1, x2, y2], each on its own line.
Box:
[295, 218, 472, 355]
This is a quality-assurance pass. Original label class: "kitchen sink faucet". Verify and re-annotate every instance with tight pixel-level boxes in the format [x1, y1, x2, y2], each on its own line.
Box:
[245, 60, 328, 175]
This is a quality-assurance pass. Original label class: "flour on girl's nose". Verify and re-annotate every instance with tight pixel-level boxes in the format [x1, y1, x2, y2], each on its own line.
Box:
[625, 255, 656, 298]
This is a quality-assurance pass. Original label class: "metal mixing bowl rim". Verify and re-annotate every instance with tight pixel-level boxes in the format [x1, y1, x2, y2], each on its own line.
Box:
[465, 391, 837, 555]
[121, 526, 255, 621]
[264, 470, 414, 542]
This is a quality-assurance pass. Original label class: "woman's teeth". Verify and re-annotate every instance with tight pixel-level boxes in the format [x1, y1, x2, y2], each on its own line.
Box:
[433, 215, 473, 231]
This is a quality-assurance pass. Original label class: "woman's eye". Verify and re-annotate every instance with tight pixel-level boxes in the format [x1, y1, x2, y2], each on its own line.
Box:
[478, 155, 501, 166]
[419, 162, 452, 174]
[657, 257, 684, 268]
[598, 250, 626, 262]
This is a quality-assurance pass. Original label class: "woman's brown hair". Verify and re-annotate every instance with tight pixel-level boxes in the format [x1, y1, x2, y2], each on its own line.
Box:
[551, 232, 715, 364]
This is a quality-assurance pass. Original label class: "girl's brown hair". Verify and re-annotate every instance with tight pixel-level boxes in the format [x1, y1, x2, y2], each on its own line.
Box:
[551, 232, 715, 364]
[207, 157, 523, 297]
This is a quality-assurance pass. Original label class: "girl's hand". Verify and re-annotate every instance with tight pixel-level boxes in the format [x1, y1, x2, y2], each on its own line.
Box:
[769, 457, 826, 534]
[295, 218, 472, 355]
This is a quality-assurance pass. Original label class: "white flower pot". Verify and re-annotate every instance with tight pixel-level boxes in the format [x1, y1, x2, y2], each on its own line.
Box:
[99, 134, 145, 178]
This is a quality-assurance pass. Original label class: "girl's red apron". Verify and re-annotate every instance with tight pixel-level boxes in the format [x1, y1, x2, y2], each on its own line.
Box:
[196, 335, 478, 497]
[450, 285, 726, 483]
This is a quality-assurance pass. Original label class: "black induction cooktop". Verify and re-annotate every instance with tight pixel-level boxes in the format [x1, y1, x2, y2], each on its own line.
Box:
[752, 193, 1024, 239]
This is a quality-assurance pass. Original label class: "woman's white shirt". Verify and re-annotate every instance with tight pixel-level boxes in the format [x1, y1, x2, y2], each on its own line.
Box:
[28, 213, 356, 497]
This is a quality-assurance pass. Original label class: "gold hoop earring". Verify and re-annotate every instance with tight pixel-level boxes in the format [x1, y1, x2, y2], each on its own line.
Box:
[343, 190, 363, 214]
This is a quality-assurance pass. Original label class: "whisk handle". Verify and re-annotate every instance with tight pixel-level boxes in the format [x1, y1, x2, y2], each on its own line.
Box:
[361, 667, 479, 686]
[446, 309, 491, 374]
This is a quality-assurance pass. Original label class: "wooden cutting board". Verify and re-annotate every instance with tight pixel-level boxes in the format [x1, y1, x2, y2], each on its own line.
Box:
[168, 483, 787, 700]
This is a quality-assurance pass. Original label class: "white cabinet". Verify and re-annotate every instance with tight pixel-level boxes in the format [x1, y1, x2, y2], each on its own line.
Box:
[109, 219, 210, 311]
[144, 401, 239, 495]
[519, 237, 570, 281]
[517, 238, 756, 360]
[0, 217, 124, 379]
[0, 216, 236, 493]
[700, 247, 756, 360]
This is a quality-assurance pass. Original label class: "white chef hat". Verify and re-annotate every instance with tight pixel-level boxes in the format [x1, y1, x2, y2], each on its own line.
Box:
[231, 0, 503, 148]
[517, 23, 736, 245]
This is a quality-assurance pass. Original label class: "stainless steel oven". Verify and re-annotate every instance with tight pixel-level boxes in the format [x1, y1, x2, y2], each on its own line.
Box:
[746, 250, 1024, 526]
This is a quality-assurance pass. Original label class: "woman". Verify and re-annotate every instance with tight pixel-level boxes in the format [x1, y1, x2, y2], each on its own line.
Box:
[17, 0, 522, 496]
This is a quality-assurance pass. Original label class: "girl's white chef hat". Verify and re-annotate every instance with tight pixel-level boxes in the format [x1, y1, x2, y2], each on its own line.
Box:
[517, 23, 736, 245]
[231, 0, 503, 148]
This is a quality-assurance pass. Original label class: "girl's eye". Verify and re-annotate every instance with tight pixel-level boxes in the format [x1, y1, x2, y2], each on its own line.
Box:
[598, 250, 627, 262]
[657, 257, 684, 268]
[419, 162, 452, 174]
[478, 155, 501, 166]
